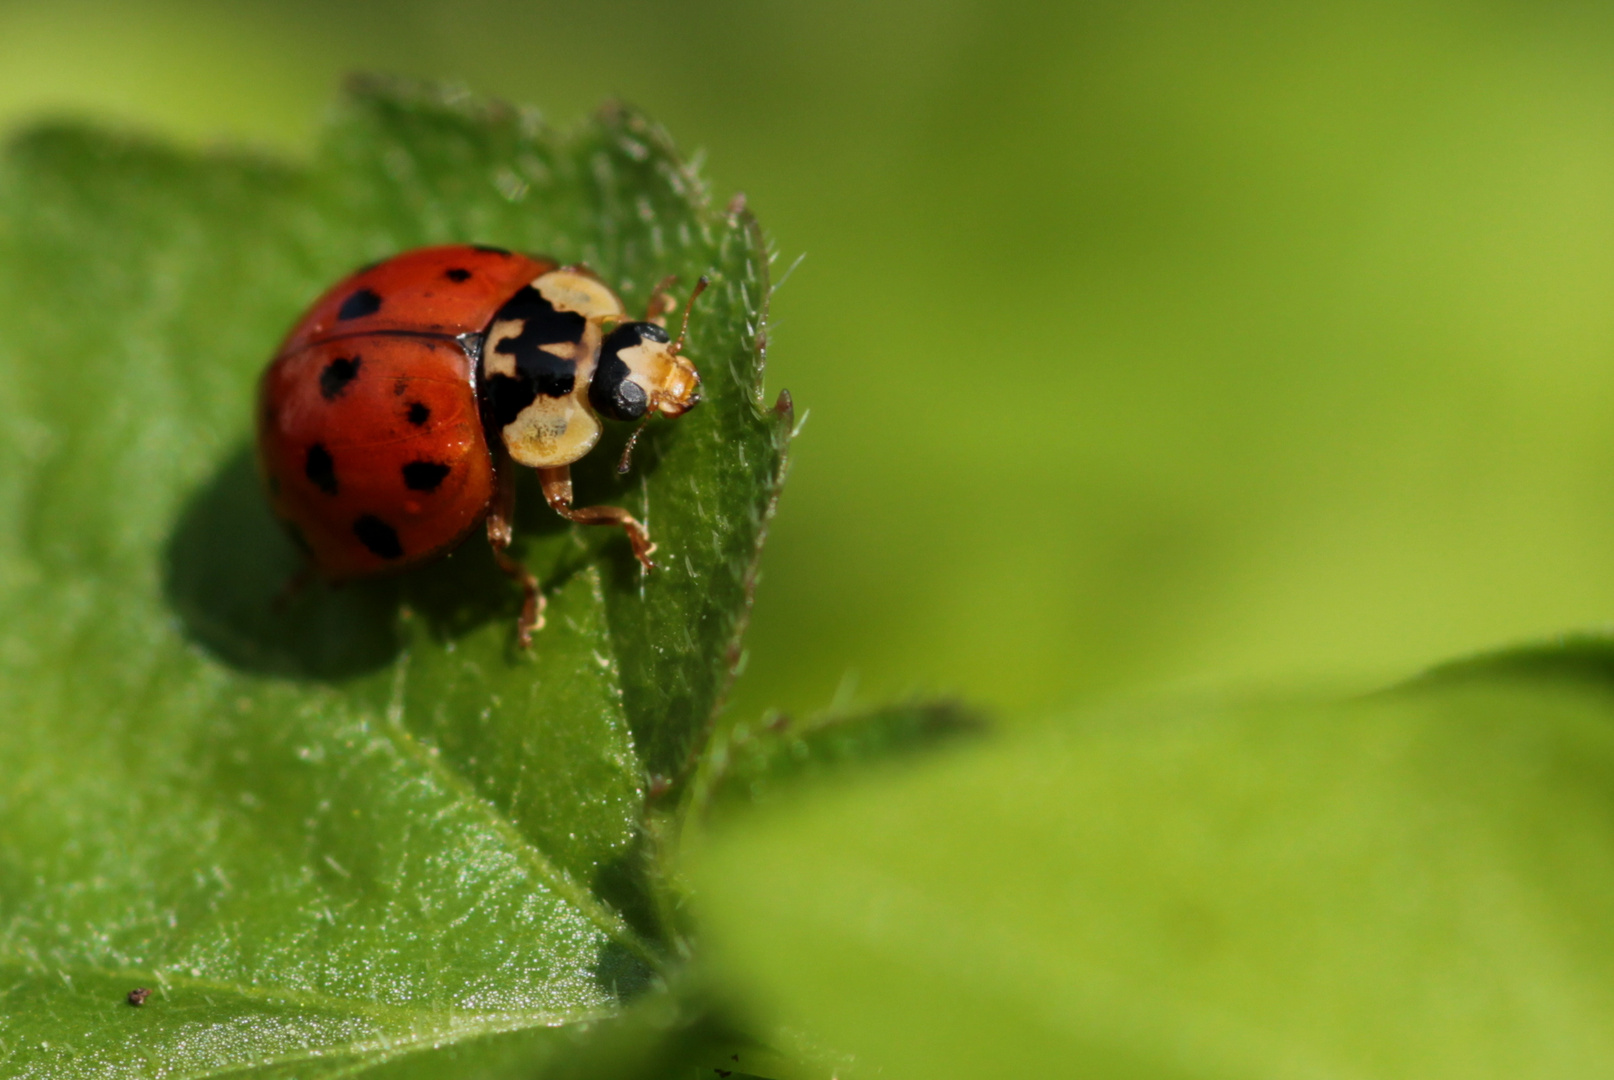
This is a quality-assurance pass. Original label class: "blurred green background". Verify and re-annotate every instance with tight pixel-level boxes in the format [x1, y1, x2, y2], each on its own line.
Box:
[8, 0, 1614, 721]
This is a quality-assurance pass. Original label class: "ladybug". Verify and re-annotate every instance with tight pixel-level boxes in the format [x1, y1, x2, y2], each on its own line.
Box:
[257, 245, 704, 645]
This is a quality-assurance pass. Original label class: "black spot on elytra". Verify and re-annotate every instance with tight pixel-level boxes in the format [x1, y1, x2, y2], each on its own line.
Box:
[401, 461, 451, 492]
[320, 356, 361, 400]
[337, 288, 383, 321]
[471, 244, 511, 255]
[352, 515, 403, 559]
[304, 443, 338, 495]
[406, 401, 431, 426]
[444, 267, 472, 282]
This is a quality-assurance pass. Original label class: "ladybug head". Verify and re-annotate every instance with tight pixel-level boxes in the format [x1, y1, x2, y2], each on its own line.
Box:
[590, 321, 702, 422]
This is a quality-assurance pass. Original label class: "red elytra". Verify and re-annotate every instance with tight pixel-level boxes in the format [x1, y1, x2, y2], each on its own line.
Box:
[256, 243, 704, 645]
[277, 245, 552, 355]
[259, 334, 496, 579]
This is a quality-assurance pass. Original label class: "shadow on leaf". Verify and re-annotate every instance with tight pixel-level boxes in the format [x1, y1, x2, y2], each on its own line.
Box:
[163, 448, 401, 678]
[163, 446, 573, 678]
[1393, 634, 1614, 697]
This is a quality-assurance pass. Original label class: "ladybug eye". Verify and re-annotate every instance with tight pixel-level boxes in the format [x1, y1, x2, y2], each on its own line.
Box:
[610, 378, 649, 420]
[591, 323, 658, 421]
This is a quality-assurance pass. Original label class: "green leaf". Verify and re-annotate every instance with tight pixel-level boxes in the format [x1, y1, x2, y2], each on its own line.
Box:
[0, 78, 789, 1076]
[691, 700, 986, 817]
[690, 643, 1614, 1079]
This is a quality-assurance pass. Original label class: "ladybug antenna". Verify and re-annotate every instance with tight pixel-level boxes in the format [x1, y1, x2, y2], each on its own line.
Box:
[620, 275, 707, 476]
[617, 413, 653, 475]
[646, 274, 680, 323]
[670, 276, 709, 357]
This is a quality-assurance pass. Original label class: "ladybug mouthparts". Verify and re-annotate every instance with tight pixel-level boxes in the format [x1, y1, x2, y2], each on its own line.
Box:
[657, 355, 701, 416]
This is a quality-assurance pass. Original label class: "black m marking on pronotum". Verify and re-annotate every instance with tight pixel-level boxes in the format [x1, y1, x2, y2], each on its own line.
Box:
[491, 286, 583, 398]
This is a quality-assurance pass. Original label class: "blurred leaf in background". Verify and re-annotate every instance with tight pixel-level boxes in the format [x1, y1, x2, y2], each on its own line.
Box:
[8, 0, 1614, 724]
[692, 642, 1614, 1079]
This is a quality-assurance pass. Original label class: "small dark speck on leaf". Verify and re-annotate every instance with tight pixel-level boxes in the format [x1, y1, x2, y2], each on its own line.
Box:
[126, 988, 151, 1006]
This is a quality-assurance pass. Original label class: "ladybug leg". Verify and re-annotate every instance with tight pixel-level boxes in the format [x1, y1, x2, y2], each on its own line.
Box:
[644, 274, 680, 327]
[487, 455, 544, 646]
[537, 465, 656, 571]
